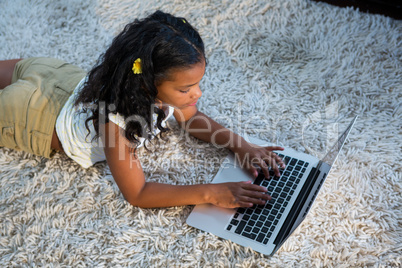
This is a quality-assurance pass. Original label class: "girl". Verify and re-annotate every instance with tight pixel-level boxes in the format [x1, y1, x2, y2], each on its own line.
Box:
[0, 11, 285, 209]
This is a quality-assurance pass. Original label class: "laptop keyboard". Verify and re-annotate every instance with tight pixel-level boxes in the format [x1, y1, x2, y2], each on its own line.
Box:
[226, 154, 309, 245]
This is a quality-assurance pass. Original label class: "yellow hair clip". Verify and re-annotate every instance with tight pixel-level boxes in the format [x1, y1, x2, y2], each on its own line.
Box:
[182, 19, 186, 24]
[132, 58, 142, 74]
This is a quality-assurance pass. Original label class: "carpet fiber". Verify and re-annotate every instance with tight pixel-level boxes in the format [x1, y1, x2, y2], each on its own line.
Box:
[0, 0, 401, 266]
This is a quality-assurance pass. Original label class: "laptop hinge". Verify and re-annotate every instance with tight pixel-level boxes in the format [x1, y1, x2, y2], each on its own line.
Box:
[273, 166, 321, 250]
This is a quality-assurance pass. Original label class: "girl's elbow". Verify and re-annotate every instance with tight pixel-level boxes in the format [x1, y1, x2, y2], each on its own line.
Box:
[125, 193, 150, 208]
[125, 196, 144, 208]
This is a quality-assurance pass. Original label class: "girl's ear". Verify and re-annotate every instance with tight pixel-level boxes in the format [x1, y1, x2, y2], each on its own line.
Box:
[155, 98, 163, 105]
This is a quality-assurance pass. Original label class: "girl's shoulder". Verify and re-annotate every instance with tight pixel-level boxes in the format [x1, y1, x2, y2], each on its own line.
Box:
[108, 113, 126, 129]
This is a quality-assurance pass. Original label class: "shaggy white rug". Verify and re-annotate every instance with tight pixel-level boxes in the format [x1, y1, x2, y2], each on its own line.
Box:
[1, 0, 401, 266]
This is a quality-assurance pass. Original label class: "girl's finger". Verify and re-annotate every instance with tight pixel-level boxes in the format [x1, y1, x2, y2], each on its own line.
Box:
[262, 156, 280, 177]
[264, 149, 285, 168]
[275, 154, 286, 168]
[238, 195, 268, 206]
[247, 166, 259, 178]
[237, 201, 254, 208]
[240, 183, 271, 200]
[265, 146, 284, 151]
[240, 181, 267, 192]
[267, 151, 285, 168]
[256, 158, 270, 178]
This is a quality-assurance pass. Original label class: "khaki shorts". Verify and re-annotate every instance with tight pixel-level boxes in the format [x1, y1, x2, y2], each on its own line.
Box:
[0, 57, 86, 158]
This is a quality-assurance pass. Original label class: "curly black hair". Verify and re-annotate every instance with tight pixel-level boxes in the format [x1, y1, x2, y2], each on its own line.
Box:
[74, 10, 205, 150]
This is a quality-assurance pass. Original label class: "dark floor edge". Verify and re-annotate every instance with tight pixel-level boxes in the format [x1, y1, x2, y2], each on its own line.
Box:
[312, 0, 402, 20]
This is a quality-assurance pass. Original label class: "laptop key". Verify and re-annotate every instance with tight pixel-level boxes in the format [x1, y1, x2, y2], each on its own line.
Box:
[267, 232, 273, 238]
[253, 227, 260, 233]
[242, 232, 252, 238]
[264, 221, 272, 227]
[230, 219, 239, 226]
[235, 221, 247, 234]
[257, 233, 265, 242]
[237, 208, 246, 214]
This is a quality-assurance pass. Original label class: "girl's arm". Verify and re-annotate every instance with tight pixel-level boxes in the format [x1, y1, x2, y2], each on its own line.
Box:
[101, 121, 269, 208]
[175, 108, 285, 179]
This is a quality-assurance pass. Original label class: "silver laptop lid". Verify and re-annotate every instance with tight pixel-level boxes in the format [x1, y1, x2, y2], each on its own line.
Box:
[271, 116, 358, 254]
[321, 115, 358, 167]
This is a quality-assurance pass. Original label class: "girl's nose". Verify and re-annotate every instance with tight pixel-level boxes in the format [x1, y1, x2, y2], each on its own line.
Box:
[191, 86, 202, 99]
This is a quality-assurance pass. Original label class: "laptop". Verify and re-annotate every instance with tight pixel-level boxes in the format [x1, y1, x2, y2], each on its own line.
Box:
[186, 116, 357, 255]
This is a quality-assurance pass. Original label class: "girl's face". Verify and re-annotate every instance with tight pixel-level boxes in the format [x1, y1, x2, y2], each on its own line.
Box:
[156, 60, 205, 109]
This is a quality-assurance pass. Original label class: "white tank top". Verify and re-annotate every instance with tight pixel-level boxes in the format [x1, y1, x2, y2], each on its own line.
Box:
[55, 77, 174, 168]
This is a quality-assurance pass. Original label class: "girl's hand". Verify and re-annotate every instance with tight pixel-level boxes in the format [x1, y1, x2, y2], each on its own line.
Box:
[207, 181, 271, 208]
[233, 143, 286, 179]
